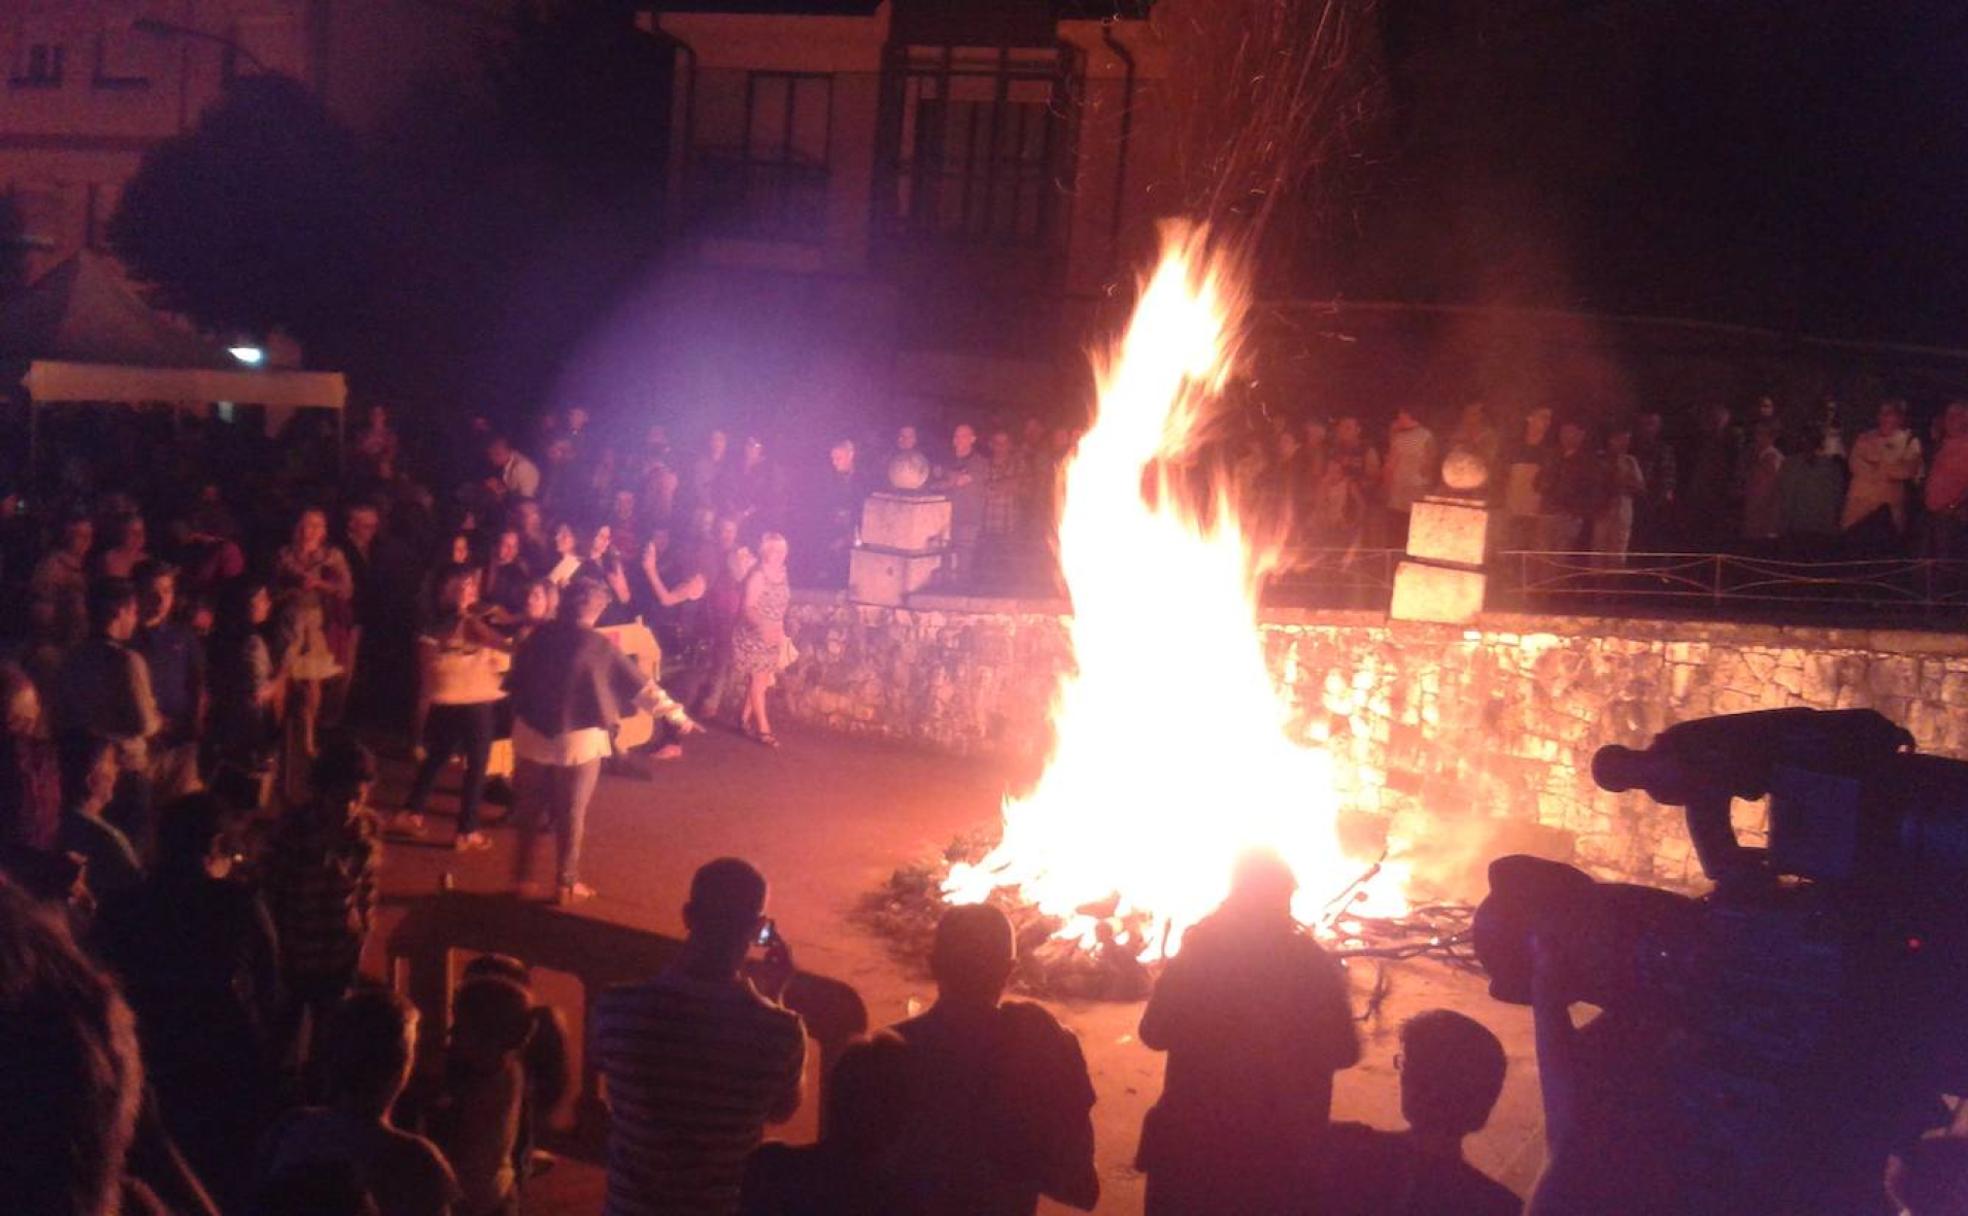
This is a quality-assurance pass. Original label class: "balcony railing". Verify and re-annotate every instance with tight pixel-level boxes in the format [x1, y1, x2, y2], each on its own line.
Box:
[688, 150, 830, 245]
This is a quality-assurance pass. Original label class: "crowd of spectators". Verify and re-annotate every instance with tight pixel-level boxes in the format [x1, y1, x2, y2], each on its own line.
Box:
[3, 394, 1968, 1216]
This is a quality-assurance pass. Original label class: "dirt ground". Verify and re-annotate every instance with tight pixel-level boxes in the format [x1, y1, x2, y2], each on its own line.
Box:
[370, 723, 1549, 1214]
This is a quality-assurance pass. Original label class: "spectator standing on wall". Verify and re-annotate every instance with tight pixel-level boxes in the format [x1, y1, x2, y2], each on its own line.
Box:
[1316, 416, 1381, 552]
[1381, 408, 1440, 546]
[1501, 409, 1553, 549]
[980, 428, 1024, 584]
[1448, 400, 1502, 484]
[1777, 428, 1849, 552]
[1631, 411, 1677, 549]
[1136, 851, 1359, 1216]
[1536, 421, 1605, 552]
[935, 424, 987, 584]
[1591, 424, 1647, 563]
[1921, 401, 1968, 558]
[1679, 404, 1741, 550]
[1842, 399, 1923, 543]
[1741, 421, 1787, 547]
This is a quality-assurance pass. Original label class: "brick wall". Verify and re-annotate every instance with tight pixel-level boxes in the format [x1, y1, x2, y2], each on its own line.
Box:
[780, 590, 1968, 891]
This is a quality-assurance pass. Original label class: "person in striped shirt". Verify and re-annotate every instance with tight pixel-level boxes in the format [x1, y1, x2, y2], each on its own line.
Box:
[592, 858, 805, 1216]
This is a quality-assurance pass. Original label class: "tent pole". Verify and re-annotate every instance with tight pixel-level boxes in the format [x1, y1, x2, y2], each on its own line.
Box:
[26, 401, 39, 496]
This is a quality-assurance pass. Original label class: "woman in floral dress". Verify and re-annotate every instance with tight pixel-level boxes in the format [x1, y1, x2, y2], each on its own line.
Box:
[733, 532, 792, 747]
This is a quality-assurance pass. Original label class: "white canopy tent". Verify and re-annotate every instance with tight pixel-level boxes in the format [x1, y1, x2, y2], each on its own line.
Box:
[0, 251, 347, 482]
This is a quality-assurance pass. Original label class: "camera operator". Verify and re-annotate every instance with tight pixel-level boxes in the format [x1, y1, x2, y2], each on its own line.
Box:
[1525, 936, 1693, 1216]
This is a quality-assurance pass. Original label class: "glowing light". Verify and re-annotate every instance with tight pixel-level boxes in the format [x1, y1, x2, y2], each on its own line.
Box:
[228, 345, 265, 366]
[944, 224, 1403, 955]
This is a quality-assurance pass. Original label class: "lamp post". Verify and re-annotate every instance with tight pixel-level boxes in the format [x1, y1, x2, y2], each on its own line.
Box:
[132, 17, 270, 132]
[131, 17, 270, 73]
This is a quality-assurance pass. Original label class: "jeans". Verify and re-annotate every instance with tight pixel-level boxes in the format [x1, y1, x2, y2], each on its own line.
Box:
[409, 700, 498, 834]
[513, 757, 601, 888]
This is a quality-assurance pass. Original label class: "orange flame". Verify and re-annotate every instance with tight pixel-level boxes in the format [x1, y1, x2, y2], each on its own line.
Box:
[944, 225, 1397, 955]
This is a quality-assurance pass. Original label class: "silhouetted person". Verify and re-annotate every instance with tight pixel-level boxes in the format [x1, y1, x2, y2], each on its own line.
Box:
[55, 577, 162, 855]
[423, 976, 534, 1216]
[460, 954, 572, 1205]
[1317, 1010, 1522, 1215]
[592, 857, 804, 1216]
[740, 1032, 919, 1216]
[94, 791, 281, 1214]
[261, 987, 461, 1216]
[1136, 851, 1360, 1215]
[0, 874, 146, 1216]
[255, 1160, 381, 1216]
[887, 903, 1099, 1215]
[507, 578, 697, 904]
[1887, 1131, 1968, 1216]
[265, 733, 382, 1063]
[1523, 936, 1690, 1216]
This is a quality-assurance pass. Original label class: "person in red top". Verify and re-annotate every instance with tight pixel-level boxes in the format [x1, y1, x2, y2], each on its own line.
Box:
[1923, 400, 1968, 558]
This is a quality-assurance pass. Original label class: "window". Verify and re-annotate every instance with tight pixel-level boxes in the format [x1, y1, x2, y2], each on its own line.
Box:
[692, 73, 834, 243]
[12, 43, 65, 88]
[885, 46, 1072, 246]
[93, 21, 154, 89]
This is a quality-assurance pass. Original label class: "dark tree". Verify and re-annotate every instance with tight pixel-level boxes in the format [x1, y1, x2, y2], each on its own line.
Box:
[108, 73, 373, 349]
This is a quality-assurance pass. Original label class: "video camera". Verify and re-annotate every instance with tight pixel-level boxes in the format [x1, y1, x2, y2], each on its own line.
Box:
[1474, 708, 1968, 1214]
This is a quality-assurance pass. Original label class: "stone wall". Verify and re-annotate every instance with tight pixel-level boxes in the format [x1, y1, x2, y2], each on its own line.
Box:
[780, 590, 1968, 892]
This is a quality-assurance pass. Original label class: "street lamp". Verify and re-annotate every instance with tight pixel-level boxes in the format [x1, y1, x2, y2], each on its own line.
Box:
[131, 17, 270, 75]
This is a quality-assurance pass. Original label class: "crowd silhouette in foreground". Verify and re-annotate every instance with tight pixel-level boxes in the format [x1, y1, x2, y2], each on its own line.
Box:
[3, 398, 1968, 1213]
[12, 834, 1968, 1216]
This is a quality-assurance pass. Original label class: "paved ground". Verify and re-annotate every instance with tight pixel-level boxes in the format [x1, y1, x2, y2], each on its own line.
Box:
[370, 723, 1549, 1214]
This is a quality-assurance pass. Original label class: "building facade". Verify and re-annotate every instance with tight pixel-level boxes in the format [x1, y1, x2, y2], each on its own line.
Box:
[0, 0, 506, 281]
[635, 0, 1178, 424]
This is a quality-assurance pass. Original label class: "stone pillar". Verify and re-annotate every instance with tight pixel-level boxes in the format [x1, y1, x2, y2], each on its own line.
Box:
[848, 491, 952, 606]
[1390, 493, 1495, 623]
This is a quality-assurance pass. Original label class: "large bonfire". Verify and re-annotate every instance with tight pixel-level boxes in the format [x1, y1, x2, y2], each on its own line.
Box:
[944, 225, 1396, 957]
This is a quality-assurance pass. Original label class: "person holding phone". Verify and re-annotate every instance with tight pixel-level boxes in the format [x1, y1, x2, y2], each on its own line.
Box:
[592, 858, 804, 1216]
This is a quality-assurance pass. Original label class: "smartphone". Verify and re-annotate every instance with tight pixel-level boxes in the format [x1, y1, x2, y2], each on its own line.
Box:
[755, 918, 779, 949]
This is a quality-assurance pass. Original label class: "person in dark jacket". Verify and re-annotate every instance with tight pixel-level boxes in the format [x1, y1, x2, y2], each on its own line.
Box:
[1135, 850, 1360, 1216]
[94, 792, 280, 1214]
[506, 579, 697, 904]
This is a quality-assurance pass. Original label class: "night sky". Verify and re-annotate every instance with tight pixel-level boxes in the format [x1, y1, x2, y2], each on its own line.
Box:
[1330, 0, 1968, 346]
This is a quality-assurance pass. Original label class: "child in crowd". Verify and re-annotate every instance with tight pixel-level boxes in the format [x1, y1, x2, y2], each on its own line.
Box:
[425, 976, 534, 1216]
[1315, 1008, 1522, 1216]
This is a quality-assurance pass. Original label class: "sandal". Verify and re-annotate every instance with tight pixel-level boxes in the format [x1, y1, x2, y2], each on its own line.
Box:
[756, 732, 780, 749]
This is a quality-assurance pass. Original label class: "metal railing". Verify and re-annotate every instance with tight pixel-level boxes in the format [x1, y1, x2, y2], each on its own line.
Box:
[822, 540, 1968, 623]
[1490, 550, 1968, 619]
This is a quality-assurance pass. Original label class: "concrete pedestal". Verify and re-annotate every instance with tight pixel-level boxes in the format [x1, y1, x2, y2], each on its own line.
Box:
[849, 546, 945, 606]
[860, 492, 952, 552]
[1390, 494, 1495, 624]
[1407, 495, 1495, 567]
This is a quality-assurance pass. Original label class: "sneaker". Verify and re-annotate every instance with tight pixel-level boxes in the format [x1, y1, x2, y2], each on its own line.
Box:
[557, 882, 596, 906]
[453, 831, 492, 852]
[388, 811, 426, 836]
[652, 744, 684, 761]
